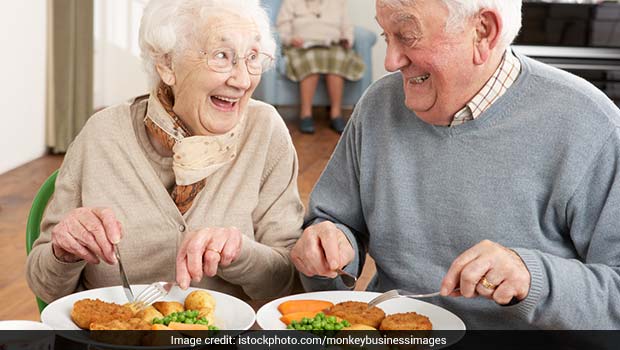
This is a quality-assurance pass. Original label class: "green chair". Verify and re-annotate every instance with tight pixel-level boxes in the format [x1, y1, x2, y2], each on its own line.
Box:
[26, 169, 58, 313]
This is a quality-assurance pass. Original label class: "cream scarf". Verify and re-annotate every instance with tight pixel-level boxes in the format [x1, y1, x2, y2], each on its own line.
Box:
[144, 84, 244, 214]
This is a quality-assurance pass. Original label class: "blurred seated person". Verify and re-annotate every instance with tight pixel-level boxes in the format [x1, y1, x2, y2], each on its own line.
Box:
[277, 0, 365, 134]
[26, 0, 304, 303]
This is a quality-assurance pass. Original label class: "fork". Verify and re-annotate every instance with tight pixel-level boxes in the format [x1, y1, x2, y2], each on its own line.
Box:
[130, 282, 176, 312]
[336, 268, 357, 289]
[367, 288, 460, 309]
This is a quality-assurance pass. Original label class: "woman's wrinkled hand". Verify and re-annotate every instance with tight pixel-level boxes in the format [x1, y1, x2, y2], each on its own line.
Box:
[175, 227, 243, 289]
[291, 37, 304, 48]
[440, 240, 531, 305]
[50, 207, 122, 265]
[290, 221, 354, 279]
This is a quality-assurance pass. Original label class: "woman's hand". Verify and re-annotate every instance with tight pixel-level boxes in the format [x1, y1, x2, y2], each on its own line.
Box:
[175, 227, 243, 289]
[291, 37, 304, 48]
[290, 221, 355, 278]
[50, 207, 122, 265]
[440, 240, 531, 305]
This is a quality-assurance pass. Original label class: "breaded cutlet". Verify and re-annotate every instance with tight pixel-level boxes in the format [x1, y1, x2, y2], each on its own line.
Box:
[71, 299, 135, 329]
[379, 312, 432, 330]
[326, 301, 385, 329]
[90, 317, 152, 330]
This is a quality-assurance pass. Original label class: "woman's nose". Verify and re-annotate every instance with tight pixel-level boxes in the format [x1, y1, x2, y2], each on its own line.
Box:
[227, 61, 252, 90]
[384, 43, 410, 72]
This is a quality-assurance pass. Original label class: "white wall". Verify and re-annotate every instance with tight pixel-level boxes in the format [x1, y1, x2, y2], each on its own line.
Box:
[348, 0, 388, 81]
[0, 1, 47, 174]
[94, 0, 149, 109]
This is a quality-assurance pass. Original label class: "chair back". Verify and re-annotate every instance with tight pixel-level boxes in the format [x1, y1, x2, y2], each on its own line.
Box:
[26, 169, 58, 312]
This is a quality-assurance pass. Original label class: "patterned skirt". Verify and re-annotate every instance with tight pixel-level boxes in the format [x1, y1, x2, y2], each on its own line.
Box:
[283, 45, 365, 82]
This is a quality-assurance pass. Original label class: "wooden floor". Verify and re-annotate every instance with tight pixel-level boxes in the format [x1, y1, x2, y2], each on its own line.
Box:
[0, 109, 375, 321]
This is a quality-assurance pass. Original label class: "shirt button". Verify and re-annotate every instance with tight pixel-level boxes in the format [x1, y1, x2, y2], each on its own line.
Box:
[179, 225, 186, 232]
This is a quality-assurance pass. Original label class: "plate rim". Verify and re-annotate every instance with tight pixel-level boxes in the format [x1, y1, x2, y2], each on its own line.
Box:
[255, 290, 466, 331]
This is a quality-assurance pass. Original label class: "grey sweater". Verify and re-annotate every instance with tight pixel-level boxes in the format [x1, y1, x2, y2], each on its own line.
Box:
[302, 54, 620, 329]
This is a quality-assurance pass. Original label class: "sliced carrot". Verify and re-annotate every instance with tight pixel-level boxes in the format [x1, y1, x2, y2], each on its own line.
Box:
[151, 324, 172, 330]
[167, 322, 212, 331]
[279, 311, 321, 325]
[277, 300, 334, 315]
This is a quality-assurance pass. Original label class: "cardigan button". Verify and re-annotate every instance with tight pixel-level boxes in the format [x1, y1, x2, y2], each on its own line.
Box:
[179, 224, 186, 232]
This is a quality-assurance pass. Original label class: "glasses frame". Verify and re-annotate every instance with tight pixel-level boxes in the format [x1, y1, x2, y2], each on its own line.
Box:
[199, 48, 274, 75]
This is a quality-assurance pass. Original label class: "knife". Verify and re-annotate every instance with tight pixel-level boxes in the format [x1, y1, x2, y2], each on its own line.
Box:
[113, 244, 135, 302]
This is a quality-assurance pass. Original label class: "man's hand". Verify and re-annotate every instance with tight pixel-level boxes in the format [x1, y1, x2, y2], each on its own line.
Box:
[291, 37, 304, 48]
[176, 227, 243, 289]
[440, 240, 531, 305]
[290, 221, 355, 278]
[51, 207, 122, 265]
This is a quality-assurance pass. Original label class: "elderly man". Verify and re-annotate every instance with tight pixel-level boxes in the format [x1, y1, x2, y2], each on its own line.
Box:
[291, 0, 620, 329]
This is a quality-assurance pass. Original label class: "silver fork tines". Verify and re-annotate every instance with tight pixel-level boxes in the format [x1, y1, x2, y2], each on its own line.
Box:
[368, 288, 455, 309]
[131, 282, 175, 311]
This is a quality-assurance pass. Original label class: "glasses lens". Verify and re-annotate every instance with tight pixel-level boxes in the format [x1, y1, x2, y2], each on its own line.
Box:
[206, 49, 272, 75]
[207, 49, 234, 73]
[245, 52, 261, 75]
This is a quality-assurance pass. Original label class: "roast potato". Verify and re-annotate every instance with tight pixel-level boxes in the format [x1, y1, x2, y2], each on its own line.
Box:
[184, 290, 216, 311]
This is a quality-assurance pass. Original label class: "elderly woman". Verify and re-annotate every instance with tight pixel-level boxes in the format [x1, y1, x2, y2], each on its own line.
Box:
[277, 0, 365, 134]
[26, 0, 304, 303]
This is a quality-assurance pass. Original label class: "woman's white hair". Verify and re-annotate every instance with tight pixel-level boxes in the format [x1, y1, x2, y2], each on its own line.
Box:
[139, 0, 276, 90]
[378, 0, 522, 50]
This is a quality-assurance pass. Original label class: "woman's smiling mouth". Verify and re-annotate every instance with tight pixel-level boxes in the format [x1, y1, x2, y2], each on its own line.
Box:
[211, 95, 240, 111]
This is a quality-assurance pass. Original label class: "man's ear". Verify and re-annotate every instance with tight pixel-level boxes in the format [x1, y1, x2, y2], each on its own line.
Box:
[472, 9, 502, 65]
[155, 55, 176, 86]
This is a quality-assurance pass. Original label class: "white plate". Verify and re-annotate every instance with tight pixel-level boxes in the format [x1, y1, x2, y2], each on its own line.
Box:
[0, 321, 54, 349]
[41, 285, 255, 330]
[256, 290, 466, 330]
[0, 320, 53, 330]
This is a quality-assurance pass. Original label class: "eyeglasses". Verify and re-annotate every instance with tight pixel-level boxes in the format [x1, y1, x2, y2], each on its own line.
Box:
[200, 48, 274, 75]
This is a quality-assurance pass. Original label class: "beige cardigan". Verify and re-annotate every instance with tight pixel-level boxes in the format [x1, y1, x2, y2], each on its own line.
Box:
[26, 95, 304, 303]
[277, 0, 354, 46]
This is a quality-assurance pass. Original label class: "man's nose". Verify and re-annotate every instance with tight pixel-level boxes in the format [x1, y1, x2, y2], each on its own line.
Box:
[384, 43, 410, 72]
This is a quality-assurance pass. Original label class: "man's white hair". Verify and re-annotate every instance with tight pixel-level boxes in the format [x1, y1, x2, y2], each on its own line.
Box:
[378, 0, 522, 50]
[139, 0, 276, 90]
